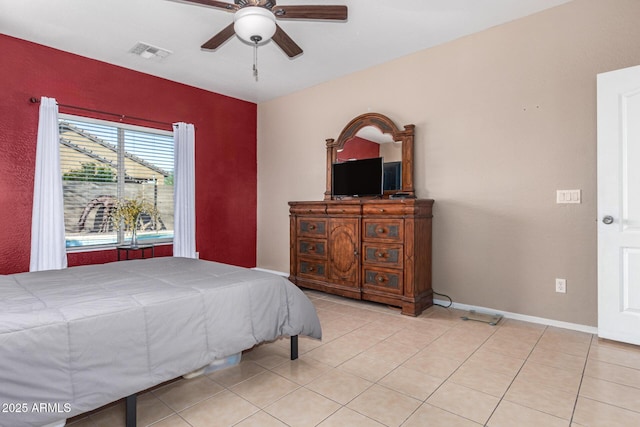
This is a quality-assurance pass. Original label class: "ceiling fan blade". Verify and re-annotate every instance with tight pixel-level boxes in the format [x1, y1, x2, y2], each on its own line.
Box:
[272, 24, 303, 58]
[201, 23, 236, 50]
[272, 5, 347, 20]
[180, 0, 238, 12]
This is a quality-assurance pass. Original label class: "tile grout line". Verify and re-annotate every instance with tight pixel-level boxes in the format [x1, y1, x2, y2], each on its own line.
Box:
[567, 333, 595, 427]
[480, 324, 549, 426]
[393, 316, 506, 426]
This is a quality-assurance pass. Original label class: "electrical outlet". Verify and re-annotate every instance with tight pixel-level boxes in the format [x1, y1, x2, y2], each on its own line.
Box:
[555, 278, 567, 293]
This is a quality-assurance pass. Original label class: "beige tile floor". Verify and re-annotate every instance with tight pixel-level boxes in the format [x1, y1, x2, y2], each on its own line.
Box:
[68, 291, 640, 427]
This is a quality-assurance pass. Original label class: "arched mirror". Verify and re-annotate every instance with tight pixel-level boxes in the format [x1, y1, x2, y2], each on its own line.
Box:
[325, 112, 415, 200]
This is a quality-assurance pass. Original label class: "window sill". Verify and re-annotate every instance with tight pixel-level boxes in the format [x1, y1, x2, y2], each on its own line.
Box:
[66, 240, 173, 253]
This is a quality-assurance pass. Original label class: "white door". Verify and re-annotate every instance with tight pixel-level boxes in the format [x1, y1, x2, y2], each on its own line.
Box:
[598, 64, 640, 345]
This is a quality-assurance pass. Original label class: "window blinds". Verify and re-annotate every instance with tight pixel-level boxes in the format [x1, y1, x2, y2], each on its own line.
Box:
[59, 116, 174, 248]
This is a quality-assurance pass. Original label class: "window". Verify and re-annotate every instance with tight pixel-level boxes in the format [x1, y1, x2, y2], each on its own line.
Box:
[59, 115, 174, 249]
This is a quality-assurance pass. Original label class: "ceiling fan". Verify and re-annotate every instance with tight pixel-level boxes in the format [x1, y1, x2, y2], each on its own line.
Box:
[181, 0, 348, 58]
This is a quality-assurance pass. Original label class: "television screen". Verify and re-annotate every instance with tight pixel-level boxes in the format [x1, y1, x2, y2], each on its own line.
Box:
[332, 157, 383, 197]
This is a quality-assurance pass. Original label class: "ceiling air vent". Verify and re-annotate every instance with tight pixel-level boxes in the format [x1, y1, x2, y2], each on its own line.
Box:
[129, 42, 172, 60]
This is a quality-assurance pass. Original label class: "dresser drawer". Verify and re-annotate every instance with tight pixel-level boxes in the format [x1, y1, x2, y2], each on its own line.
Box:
[326, 204, 361, 215]
[363, 203, 411, 216]
[363, 267, 403, 295]
[297, 218, 328, 238]
[363, 243, 403, 268]
[297, 238, 327, 259]
[290, 204, 327, 215]
[363, 219, 404, 242]
[298, 259, 327, 279]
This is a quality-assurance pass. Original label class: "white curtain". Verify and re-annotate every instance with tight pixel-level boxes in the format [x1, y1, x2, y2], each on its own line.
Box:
[30, 97, 68, 271]
[173, 122, 197, 258]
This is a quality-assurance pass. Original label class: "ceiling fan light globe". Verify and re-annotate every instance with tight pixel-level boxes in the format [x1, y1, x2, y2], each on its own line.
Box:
[234, 6, 276, 45]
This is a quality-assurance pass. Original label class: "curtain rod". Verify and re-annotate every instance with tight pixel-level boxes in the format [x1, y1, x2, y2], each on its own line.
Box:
[29, 97, 175, 128]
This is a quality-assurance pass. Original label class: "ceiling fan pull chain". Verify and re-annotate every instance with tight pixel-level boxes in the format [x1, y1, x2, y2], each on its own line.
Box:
[253, 39, 259, 81]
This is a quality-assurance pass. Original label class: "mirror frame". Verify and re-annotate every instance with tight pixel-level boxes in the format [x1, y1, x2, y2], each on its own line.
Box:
[325, 112, 415, 200]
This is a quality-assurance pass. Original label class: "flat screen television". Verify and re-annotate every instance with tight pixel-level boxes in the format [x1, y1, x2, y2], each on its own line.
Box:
[332, 157, 383, 198]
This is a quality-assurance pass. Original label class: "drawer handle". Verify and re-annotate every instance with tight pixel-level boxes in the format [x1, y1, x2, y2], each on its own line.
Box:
[308, 245, 316, 251]
[379, 209, 385, 212]
[308, 224, 316, 230]
[377, 252, 388, 258]
[377, 275, 386, 283]
[377, 228, 385, 233]
[308, 266, 315, 272]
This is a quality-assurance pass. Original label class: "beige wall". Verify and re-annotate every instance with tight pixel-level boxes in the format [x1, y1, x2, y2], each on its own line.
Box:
[257, 0, 640, 326]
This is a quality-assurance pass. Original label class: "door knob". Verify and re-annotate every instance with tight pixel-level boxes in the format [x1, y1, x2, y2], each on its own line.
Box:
[602, 215, 614, 225]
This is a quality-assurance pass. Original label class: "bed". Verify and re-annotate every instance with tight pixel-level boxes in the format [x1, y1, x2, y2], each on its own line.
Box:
[0, 257, 322, 427]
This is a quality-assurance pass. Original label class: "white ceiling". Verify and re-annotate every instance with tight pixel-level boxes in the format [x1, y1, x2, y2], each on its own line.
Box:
[0, 0, 570, 103]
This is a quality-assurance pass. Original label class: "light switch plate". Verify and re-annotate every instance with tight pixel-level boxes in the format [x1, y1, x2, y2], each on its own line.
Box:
[557, 189, 581, 204]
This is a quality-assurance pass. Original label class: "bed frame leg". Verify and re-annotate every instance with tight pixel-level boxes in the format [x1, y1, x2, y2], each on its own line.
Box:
[290, 335, 298, 360]
[125, 394, 136, 427]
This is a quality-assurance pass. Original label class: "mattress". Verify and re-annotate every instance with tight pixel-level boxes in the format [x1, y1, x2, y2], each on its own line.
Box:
[0, 257, 322, 427]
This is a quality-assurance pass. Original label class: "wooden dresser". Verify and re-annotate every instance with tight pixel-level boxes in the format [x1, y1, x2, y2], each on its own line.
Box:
[289, 198, 433, 316]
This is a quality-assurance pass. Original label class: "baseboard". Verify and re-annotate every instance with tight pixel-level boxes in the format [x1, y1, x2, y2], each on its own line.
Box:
[434, 298, 598, 335]
[253, 267, 598, 335]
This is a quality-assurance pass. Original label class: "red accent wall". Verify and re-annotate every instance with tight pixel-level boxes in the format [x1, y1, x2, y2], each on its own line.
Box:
[0, 35, 257, 274]
[337, 136, 380, 161]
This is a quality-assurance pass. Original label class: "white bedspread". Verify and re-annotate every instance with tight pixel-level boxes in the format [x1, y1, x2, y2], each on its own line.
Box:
[0, 257, 321, 427]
